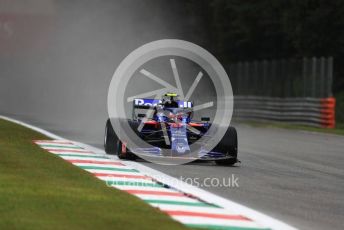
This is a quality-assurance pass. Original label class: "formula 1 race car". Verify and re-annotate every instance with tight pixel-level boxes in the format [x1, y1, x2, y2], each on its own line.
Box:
[104, 93, 238, 165]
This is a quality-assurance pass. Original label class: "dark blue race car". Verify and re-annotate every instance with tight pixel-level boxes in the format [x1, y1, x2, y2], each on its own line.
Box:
[104, 93, 238, 165]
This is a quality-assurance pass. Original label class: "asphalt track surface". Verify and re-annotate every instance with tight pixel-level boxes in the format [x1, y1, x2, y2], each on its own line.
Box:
[1, 1, 344, 229]
[1, 113, 344, 230]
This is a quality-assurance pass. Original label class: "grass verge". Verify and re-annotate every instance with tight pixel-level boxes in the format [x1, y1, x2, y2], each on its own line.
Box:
[243, 120, 344, 136]
[0, 118, 187, 230]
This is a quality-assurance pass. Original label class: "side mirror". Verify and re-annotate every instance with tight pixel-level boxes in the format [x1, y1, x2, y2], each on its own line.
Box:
[201, 117, 210, 122]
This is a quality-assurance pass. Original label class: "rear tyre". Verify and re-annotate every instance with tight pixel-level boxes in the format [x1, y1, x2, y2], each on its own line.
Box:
[213, 126, 238, 166]
[104, 119, 117, 154]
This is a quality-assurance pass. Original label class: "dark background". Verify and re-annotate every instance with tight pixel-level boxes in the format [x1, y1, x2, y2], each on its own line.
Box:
[185, 0, 344, 123]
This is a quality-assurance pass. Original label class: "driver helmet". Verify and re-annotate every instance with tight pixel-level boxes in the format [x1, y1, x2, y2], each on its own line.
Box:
[163, 93, 179, 108]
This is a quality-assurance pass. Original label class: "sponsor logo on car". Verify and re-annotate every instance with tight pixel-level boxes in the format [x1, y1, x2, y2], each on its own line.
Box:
[134, 98, 192, 108]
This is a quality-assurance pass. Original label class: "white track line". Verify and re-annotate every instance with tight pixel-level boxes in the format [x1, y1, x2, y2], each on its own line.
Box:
[84, 169, 142, 176]
[0, 115, 297, 230]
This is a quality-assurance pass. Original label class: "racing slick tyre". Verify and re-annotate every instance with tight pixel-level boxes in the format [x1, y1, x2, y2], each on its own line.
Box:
[213, 126, 238, 166]
[105, 119, 137, 160]
[104, 119, 117, 154]
[116, 119, 138, 160]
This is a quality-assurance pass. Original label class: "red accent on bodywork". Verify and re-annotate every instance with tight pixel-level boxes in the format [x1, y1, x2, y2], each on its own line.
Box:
[144, 120, 158, 125]
[189, 122, 204, 127]
[169, 123, 183, 128]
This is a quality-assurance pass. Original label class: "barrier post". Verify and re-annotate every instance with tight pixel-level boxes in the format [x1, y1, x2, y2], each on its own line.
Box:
[320, 97, 336, 128]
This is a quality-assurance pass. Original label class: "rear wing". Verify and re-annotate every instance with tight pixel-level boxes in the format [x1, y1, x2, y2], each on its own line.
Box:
[132, 98, 193, 119]
[133, 98, 193, 109]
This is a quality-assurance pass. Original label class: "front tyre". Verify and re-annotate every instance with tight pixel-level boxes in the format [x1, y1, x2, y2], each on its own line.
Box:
[213, 126, 238, 166]
[104, 119, 117, 154]
[105, 119, 137, 160]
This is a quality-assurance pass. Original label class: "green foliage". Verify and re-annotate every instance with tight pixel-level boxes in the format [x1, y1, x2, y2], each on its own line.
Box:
[186, 0, 344, 93]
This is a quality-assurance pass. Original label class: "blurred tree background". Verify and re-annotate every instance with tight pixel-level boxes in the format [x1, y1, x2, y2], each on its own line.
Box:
[185, 0, 344, 124]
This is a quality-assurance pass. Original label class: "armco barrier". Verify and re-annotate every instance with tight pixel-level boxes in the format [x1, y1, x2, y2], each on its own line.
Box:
[233, 96, 336, 128]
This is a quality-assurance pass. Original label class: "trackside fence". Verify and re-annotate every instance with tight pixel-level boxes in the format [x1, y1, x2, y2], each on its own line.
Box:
[233, 96, 335, 128]
[229, 57, 336, 128]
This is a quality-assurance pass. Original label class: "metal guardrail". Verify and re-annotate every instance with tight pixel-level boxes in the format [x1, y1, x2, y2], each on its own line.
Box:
[233, 96, 335, 128]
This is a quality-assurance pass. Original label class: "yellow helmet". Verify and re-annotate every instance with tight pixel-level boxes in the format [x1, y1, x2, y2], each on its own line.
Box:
[165, 93, 178, 97]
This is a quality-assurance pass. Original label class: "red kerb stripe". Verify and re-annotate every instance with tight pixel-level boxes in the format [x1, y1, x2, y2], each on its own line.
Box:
[46, 149, 92, 153]
[67, 159, 124, 166]
[125, 190, 185, 197]
[34, 140, 74, 145]
[164, 210, 251, 220]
